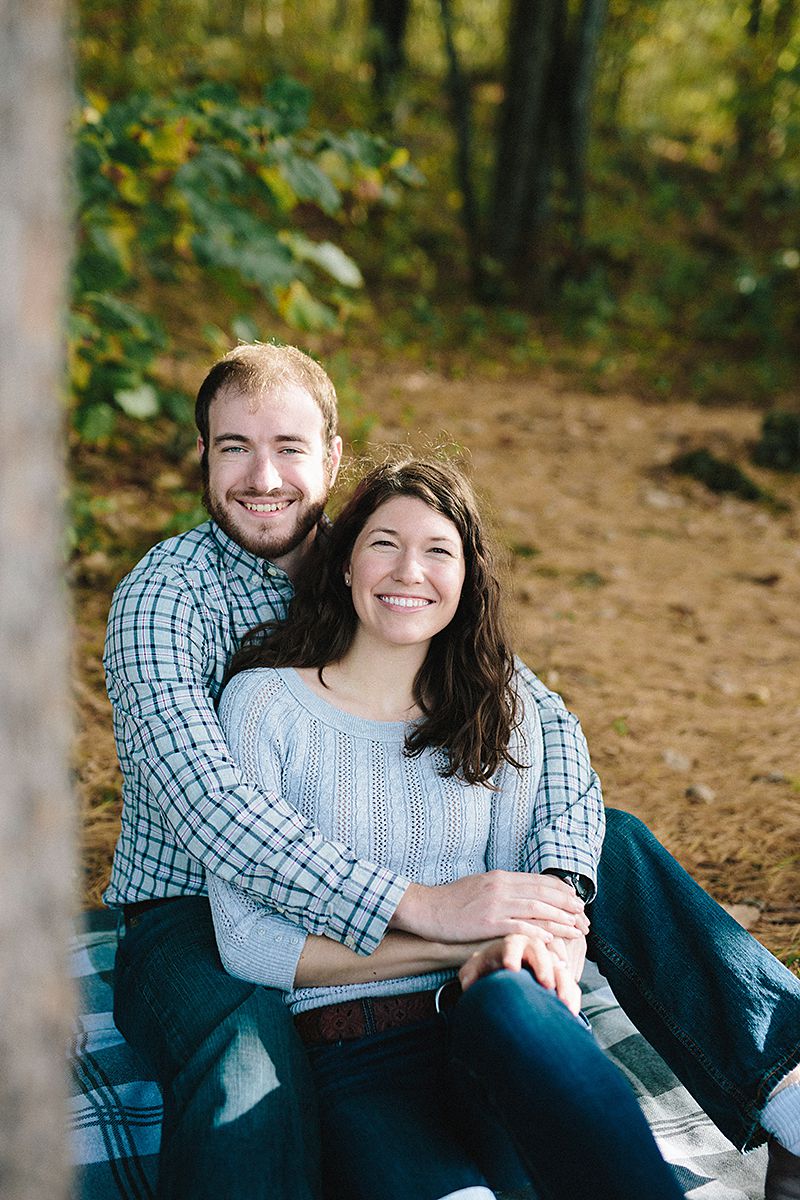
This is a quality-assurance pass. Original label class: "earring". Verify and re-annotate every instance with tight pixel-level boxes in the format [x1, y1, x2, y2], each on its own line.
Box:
[344, 572, 351, 587]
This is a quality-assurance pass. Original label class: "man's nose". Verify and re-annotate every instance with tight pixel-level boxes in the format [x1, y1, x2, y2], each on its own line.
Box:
[248, 453, 283, 493]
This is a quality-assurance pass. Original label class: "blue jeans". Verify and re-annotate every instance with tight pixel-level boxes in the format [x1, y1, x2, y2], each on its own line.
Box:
[590, 809, 800, 1150]
[112, 813, 800, 1196]
[311, 970, 685, 1200]
[113, 896, 320, 1200]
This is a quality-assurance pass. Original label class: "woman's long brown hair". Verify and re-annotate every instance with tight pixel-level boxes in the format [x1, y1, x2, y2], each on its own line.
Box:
[225, 458, 523, 785]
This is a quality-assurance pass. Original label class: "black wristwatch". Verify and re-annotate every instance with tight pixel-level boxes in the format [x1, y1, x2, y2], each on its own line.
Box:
[544, 868, 594, 904]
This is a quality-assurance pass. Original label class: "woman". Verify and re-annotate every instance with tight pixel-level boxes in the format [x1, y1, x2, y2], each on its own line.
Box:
[207, 458, 685, 1200]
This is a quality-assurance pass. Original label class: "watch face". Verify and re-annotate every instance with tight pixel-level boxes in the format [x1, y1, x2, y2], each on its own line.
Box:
[572, 875, 592, 903]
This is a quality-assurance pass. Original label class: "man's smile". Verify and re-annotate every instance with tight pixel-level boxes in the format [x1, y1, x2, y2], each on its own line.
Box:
[239, 499, 293, 514]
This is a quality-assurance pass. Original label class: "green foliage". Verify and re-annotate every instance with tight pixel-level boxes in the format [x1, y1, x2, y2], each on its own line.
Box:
[752, 411, 800, 473]
[71, 79, 419, 441]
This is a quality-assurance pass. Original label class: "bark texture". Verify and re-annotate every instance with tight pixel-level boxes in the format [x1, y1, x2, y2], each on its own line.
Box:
[0, 1, 75, 1197]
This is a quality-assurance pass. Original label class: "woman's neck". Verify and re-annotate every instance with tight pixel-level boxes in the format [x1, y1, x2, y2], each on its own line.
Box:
[297, 633, 428, 722]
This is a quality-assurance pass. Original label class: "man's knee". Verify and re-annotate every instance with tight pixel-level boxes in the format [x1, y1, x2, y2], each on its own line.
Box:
[603, 806, 649, 845]
[599, 808, 659, 878]
[178, 988, 302, 1116]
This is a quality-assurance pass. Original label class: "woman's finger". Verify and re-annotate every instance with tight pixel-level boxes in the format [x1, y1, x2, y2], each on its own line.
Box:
[553, 958, 582, 1016]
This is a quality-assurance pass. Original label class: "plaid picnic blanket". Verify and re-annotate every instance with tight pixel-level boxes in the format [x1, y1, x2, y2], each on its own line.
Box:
[68, 910, 767, 1200]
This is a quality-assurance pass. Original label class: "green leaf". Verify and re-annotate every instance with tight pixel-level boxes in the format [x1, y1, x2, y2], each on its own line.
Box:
[75, 402, 116, 442]
[277, 280, 338, 332]
[264, 76, 311, 134]
[115, 383, 160, 419]
[231, 314, 261, 342]
[276, 154, 341, 215]
[286, 237, 363, 288]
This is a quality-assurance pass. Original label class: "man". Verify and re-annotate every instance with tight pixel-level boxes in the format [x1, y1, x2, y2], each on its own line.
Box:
[105, 342, 800, 1200]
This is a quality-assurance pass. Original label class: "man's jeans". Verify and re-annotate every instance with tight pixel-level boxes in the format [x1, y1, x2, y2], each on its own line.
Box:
[590, 809, 800, 1150]
[311, 969, 684, 1200]
[112, 811, 800, 1198]
[113, 896, 320, 1200]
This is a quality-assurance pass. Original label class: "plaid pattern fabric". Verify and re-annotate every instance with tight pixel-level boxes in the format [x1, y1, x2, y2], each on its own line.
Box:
[102, 521, 604, 953]
[515, 659, 605, 888]
[68, 912, 767, 1200]
[103, 521, 406, 955]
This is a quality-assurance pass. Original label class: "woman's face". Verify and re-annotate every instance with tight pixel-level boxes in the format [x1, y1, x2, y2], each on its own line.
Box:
[345, 495, 466, 652]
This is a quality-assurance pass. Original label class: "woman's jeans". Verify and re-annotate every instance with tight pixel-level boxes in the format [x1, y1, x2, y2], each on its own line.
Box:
[311, 969, 685, 1200]
[112, 810, 800, 1198]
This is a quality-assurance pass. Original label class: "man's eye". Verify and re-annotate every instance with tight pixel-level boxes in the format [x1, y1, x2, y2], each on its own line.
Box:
[220, 445, 246, 454]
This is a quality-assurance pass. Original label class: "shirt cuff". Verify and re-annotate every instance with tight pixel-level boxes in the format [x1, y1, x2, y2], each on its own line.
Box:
[523, 839, 599, 900]
[323, 866, 411, 955]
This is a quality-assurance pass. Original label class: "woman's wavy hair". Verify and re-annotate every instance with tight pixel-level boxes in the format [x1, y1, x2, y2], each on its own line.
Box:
[226, 458, 522, 785]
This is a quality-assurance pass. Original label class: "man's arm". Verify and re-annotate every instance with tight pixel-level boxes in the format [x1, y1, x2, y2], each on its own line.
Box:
[390, 663, 604, 942]
[105, 567, 407, 955]
[207, 870, 495, 988]
[514, 658, 605, 896]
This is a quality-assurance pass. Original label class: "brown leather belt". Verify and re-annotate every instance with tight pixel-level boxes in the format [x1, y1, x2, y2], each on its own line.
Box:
[294, 980, 462, 1045]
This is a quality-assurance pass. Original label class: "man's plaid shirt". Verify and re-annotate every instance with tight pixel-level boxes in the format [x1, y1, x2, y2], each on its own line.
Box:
[104, 521, 604, 955]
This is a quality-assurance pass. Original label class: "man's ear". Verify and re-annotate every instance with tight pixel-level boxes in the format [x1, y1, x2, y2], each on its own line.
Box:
[197, 436, 205, 459]
[328, 436, 343, 485]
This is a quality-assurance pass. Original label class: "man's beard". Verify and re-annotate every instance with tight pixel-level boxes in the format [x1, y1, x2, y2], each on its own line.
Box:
[203, 481, 328, 562]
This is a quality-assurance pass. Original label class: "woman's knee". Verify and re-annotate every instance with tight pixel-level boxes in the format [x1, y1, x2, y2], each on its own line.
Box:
[452, 969, 568, 1057]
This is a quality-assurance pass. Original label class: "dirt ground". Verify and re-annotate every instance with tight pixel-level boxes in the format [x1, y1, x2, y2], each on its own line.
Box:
[73, 365, 800, 969]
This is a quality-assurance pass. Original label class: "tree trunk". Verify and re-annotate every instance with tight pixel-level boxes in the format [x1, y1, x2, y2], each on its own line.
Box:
[488, 0, 562, 267]
[438, 0, 484, 292]
[735, 0, 797, 163]
[367, 0, 411, 122]
[562, 0, 607, 238]
[0, 2, 75, 1197]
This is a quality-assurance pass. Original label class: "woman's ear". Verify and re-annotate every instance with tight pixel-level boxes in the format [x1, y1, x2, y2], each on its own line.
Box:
[343, 565, 352, 587]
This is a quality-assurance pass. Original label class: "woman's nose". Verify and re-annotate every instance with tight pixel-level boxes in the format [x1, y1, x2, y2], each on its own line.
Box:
[393, 550, 424, 583]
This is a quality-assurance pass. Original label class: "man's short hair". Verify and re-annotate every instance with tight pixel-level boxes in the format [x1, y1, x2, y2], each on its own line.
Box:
[195, 342, 339, 453]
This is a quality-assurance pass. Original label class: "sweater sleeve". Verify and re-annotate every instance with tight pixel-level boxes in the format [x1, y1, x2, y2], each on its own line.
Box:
[207, 875, 307, 989]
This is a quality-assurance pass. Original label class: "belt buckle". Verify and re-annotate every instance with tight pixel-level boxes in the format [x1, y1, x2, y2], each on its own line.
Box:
[434, 979, 461, 1014]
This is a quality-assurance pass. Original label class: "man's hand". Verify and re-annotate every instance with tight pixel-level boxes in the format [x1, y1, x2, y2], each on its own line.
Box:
[458, 933, 582, 1017]
[390, 870, 589, 944]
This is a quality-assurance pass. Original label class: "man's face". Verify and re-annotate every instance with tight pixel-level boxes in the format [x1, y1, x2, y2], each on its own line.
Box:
[199, 384, 342, 575]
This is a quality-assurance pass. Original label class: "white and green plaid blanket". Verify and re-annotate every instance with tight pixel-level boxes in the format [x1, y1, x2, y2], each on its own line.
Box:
[68, 911, 766, 1200]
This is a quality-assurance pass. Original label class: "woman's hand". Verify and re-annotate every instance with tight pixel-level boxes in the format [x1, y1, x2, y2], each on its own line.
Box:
[458, 932, 583, 1017]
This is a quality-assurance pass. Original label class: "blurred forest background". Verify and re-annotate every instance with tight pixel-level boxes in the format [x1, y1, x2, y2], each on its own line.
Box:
[69, 0, 800, 967]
